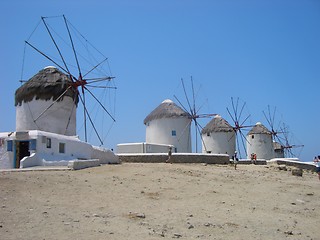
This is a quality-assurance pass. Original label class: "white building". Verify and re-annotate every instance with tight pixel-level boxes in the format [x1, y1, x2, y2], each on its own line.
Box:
[0, 66, 119, 169]
[15, 66, 77, 136]
[0, 130, 118, 169]
[144, 99, 192, 153]
[246, 122, 274, 160]
[201, 115, 235, 158]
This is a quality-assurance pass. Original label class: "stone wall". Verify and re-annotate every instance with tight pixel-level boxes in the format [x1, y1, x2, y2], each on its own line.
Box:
[117, 153, 230, 164]
[271, 159, 316, 172]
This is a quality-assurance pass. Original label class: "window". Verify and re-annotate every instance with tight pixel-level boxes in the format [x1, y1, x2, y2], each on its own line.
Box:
[59, 143, 65, 153]
[7, 140, 13, 151]
[207, 133, 210, 137]
[171, 130, 176, 136]
[251, 135, 254, 139]
[30, 139, 37, 150]
[46, 138, 51, 148]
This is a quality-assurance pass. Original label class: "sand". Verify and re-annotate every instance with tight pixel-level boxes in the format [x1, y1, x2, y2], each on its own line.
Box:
[0, 163, 319, 240]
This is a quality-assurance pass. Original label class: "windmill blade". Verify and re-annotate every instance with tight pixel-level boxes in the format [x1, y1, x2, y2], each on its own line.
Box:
[25, 41, 73, 78]
[64, 97, 77, 135]
[80, 87, 87, 142]
[33, 85, 73, 122]
[226, 107, 237, 125]
[181, 78, 193, 115]
[41, 16, 71, 75]
[191, 76, 196, 116]
[84, 86, 116, 122]
[238, 129, 248, 158]
[174, 95, 190, 115]
[63, 15, 82, 78]
[78, 93, 104, 145]
[176, 119, 192, 144]
[231, 97, 240, 124]
[84, 77, 115, 83]
[262, 110, 271, 127]
[194, 119, 208, 153]
[240, 114, 251, 128]
[83, 57, 108, 78]
[238, 101, 247, 123]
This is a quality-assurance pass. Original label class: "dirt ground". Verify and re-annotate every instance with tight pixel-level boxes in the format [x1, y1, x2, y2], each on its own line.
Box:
[0, 162, 319, 240]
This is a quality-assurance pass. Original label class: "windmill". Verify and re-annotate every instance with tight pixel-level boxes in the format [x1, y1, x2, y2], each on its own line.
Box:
[20, 15, 116, 146]
[226, 97, 253, 159]
[173, 77, 216, 152]
[263, 105, 304, 158]
[278, 123, 304, 158]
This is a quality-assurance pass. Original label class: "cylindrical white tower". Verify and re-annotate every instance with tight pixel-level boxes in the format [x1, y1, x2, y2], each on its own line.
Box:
[15, 66, 78, 136]
[144, 99, 191, 153]
[246, 122, 274, 160]
[201, 115, 235, 157]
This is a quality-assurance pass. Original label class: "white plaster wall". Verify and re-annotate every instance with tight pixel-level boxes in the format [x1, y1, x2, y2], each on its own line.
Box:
[246, 134, 274, 160]
[117, 143, 145, 153]
[16, 96, 76, 136]
[92, 146, 119, 164]
[117, 143, 174, 154]
[146, 118, 191, 153]
[0, 145, 11, 169]
[32, 133, 92, 160]
[202, 132, 236, 158]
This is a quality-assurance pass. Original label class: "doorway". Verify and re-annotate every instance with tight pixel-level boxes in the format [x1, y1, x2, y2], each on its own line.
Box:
[15, 141, 30, 168]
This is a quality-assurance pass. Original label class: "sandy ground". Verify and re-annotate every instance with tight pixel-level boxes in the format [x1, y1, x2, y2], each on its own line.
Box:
[0, 162, 319, 240]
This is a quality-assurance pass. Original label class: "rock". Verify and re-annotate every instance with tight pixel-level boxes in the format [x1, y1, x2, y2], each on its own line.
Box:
[278, 165, 287, 171]
[292, 168, 303, 177]
[173, 233, 182, 238]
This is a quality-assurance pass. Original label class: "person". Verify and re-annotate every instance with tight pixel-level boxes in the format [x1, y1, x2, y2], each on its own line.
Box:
[166, 146, 172, 163]
[250, 153, 255, 164]
[233, 151, 239, 170]
[314, 156, 320, 181]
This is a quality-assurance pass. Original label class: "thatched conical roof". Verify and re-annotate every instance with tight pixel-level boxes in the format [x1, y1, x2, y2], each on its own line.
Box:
[201, 115, 234, 134]
[15, 66, 78, 106]
[144, 99, 191, 125]
[248, 122, 272, 135]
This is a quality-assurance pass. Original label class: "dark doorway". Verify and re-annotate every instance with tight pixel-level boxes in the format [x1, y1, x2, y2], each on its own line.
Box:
[15, 141, 30, 168]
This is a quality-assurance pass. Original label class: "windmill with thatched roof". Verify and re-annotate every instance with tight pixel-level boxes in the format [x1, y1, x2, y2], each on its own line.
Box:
[144, 99, 192, 153]
[201, 115, 236, 158]
[246, 122, 274, 160]
[15, 66, 78, 136]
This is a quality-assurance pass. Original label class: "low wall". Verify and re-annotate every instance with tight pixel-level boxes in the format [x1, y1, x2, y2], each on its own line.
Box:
[269, 159, 316, 172]
[68, 159, 101, 170]
[237, 159, 267, 165]
[117, 153, 229, 164]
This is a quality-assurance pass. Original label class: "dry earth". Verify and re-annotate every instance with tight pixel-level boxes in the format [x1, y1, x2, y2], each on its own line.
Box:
[0, 163, 319, 240]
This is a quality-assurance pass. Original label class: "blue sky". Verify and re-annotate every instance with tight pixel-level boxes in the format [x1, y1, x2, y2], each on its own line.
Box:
[1, 0, 319, 161]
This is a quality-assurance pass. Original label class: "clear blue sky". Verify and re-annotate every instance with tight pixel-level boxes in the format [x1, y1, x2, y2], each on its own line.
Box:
[1, 0, 319, 161]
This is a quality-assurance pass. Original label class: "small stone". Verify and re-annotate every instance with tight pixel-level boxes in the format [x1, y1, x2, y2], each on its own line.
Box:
[187, 224, 194, 229]
[292, 168, 303, 177]
[173, 233, 182, 238]
[136, 213, 145, 218]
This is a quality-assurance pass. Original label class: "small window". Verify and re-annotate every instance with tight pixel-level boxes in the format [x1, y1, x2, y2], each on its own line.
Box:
[251, 135, 254, 139]
[172, 130, 177, 136]
[30, 139, 37, 150]
[46, 138, 52, 148]
[59, 143, 65, 153]
[207, 132, 210, 137]
[7, 140, 13, 151]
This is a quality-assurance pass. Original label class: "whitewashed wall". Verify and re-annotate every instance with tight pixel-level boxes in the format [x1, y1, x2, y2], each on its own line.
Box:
[202, 131, 236, 158]
[16, 97, 76, 136]
[146, 118, 191, 153]
[246, 133, 274, 160]
[117, 142, 174, 154]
